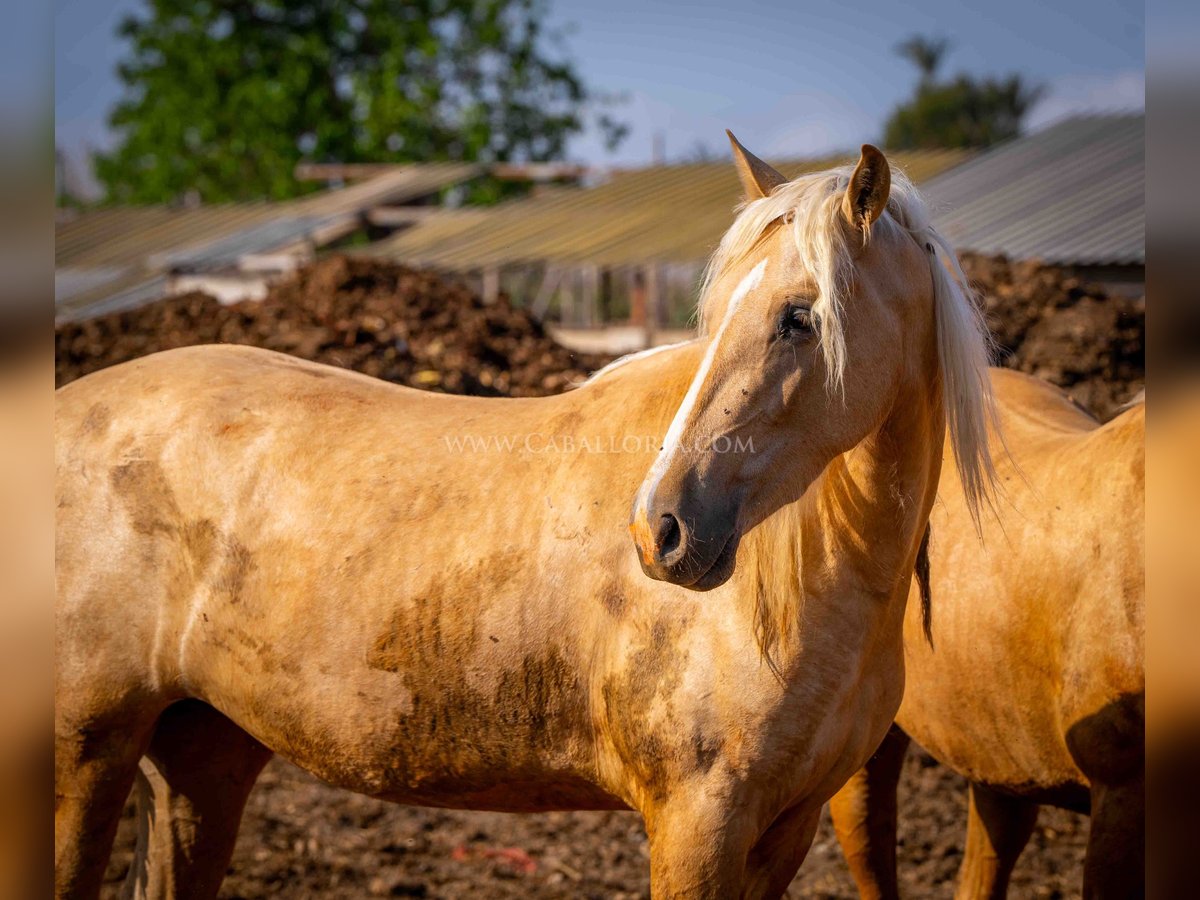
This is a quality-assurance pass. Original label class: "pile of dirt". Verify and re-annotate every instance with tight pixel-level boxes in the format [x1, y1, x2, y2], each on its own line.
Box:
[57, 253, 1143, 420]
[55, 256, 609, 397]
[961, 253, 1144, 419]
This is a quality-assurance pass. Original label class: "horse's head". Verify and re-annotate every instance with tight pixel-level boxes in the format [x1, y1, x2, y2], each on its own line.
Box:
[630, 132, 994, 590]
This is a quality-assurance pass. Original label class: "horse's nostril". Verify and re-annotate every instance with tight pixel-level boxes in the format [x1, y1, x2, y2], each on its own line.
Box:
[656, 513, 683, 561]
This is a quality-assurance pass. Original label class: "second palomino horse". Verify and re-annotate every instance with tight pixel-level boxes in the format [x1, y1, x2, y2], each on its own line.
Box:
[55, 135, 994, 899]
[831, 369, 1144, 899]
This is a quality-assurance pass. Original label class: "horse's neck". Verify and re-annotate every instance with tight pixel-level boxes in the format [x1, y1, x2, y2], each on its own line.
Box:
[809, 411, 940, 589]
[745, 385, 943, 664]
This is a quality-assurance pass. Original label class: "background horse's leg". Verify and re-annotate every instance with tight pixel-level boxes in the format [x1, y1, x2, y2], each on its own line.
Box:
[122, 701, 273, 900]
[55, 710, 159, 900]
[1082, 776, 1144, 899]
[1064, 695, 1145, 899]
[828, 724, 910, 900]
[953, 783, 1038, 900]
[741, 802, 822, 899]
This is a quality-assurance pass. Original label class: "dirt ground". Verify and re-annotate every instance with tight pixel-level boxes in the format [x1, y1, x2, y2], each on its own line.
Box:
[73, 254, 1130, 898]
[103, 746, 1087, 899]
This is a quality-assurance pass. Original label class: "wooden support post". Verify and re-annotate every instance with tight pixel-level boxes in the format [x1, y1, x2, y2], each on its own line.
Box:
[644, 264, 660, 348]
[482, 267, 500, 304]
[630, 269, 647, 329]
[599, 267, 613, 323]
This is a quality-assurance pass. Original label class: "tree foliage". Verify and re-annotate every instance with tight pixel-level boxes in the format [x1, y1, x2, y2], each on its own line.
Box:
[96, 0, 625, 204]
[895, 35, 950, 84]
[884, 36, 1044, 150]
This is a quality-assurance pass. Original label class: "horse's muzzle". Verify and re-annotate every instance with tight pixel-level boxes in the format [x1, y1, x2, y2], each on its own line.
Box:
[629, 502, 740, 591]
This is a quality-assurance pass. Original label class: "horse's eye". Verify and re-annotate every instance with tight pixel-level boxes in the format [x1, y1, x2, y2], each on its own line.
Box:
[778, 303, 814, 339]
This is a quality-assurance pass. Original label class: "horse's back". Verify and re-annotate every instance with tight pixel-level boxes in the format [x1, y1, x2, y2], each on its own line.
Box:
[57, 343, 430, 423]
[897, 368, 1144, 801]
[55, 345, 450, 700]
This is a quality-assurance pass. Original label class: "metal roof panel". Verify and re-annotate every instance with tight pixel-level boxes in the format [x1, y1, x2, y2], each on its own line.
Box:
[922, 114, 1143, 266]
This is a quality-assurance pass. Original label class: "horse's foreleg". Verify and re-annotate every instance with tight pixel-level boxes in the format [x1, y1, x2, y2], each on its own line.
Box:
[644, 796, 757, 900]
[953, 782, 1038, 900]
[55, 711, 159, 900]
[122, 701, 273, 900]
[741, 802, 822, 899]
[828, 724, 909, 900]
[1082, 775, 1144, 899]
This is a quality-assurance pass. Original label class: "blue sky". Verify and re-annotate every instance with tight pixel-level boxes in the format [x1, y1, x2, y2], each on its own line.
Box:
[56, 0, 1144, 190]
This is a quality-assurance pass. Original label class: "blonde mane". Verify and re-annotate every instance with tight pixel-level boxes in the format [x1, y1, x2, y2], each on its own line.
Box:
[697, 164, 998, 527]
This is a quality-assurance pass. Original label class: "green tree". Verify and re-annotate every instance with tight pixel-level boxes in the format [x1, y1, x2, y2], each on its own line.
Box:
[96, 0, 625, 204]
[884, 36, 1043, 150]
[895, 35, 950, 86]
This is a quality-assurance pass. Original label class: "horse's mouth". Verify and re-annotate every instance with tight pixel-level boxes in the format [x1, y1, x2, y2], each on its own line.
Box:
[684, 529, 740, 592]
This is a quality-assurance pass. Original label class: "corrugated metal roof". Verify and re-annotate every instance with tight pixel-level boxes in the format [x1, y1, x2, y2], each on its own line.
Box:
[56, 204, 280, 269]
[55, 162, 482, 319]
[922, 115, 1144, 266]
[55, 270, 169, 320]
[56, 162, 481, 270]
[366, 150, 970, 268]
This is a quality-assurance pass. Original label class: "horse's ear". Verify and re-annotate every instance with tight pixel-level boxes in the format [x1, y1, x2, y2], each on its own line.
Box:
[842, 144, 891, 235]
[726, 130, 788, 200]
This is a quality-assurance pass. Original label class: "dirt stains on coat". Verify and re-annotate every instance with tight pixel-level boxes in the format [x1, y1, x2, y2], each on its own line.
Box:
[110, 460, 182, 537]
[601, 618, 713, 801]
[80, 402, 111, 438]
[213, 538, 254, 605]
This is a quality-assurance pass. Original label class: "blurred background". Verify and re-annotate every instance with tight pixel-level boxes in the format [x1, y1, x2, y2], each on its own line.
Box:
[56, 1, 1145, 373]
[46, 1, 1160, 898]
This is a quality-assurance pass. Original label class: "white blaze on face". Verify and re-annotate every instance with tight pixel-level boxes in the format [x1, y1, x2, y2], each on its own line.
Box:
[634, 257, 768, 518]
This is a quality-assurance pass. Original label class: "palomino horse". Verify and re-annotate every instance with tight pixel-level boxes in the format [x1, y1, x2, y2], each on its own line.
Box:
[830, 368, 1145, 899]
[55, 136, 994, 899]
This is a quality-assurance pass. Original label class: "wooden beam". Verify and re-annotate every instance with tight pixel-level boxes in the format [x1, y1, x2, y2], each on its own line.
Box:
[490, 162, 590, 182]
[294, 162, 403, 182]
[307, 213, 363, 246]
[297, 161, 590, 184]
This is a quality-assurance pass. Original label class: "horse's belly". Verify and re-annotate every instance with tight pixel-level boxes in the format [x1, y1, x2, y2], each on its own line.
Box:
[196, 631, 626, 813]
[212, 690, 629, 811]
[897, 686, 1088, 804]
